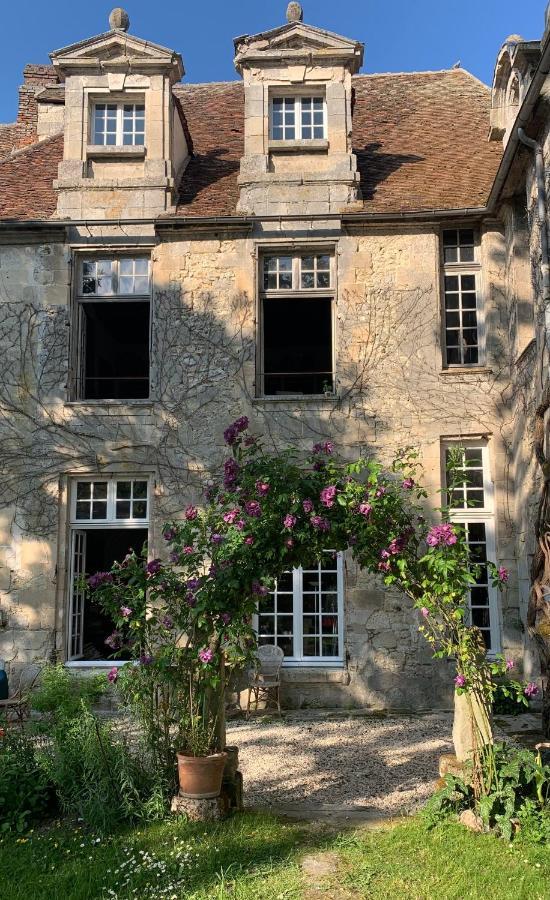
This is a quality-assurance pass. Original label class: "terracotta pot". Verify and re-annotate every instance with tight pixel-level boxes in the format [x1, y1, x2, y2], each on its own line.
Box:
[176, 751, 227, 799]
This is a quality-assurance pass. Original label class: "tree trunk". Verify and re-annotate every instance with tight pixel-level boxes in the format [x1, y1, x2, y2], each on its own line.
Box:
[452, 688, 493, 762]
[528, 392, 550, 739]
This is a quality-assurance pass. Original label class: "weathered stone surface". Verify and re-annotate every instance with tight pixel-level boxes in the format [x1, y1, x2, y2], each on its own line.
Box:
[459, 809, 484, 833]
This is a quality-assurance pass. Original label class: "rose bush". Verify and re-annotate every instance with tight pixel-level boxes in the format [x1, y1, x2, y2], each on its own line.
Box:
[88, 417, 526, 792]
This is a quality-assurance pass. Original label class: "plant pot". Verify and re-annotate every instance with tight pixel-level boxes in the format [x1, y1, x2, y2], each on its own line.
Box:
[176, 751, 227, 799]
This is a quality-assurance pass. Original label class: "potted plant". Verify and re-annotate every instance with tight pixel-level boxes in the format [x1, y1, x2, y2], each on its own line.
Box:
[176, 683, 227, 799]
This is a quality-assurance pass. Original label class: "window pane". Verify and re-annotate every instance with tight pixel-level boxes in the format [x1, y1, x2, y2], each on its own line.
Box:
[116, 501, 131, 519]
[93, 482, 107, 499]
[76, 482, 91, 500]
[116, 481, 131, 499]
[92, 501, 107, 519]
[133, 481, 148, 499]
[133, 501, 147, 518]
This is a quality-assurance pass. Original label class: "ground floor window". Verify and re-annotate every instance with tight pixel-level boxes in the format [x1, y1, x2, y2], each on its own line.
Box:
[67, 477, 149, 662]
[256, 553, 344, 665]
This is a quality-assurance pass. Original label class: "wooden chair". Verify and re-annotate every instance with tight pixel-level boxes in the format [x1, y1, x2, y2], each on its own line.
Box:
[0, 663, 42, 725]
[246, 645, 284, 718]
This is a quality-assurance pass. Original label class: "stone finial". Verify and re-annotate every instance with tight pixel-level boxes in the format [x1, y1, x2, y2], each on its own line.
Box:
[286, 2, 303, 23]
[109, 7, 130, 32]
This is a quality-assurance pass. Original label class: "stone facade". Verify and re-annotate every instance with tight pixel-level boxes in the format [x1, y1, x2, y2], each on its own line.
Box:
[1, 3, 549, 709]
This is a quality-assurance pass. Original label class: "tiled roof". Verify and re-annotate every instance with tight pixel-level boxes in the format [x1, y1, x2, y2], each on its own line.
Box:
[0, 68, 502, 221]
[0, 134, 63, 220]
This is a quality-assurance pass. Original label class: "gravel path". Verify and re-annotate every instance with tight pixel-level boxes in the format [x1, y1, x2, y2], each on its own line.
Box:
[227, 712, 454, 815]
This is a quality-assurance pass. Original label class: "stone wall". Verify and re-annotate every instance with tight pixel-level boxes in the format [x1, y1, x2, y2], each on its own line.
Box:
[0, 218, 525, 707]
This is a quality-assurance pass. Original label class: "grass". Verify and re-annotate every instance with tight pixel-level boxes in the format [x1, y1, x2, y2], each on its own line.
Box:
[0, 812, 549, 900]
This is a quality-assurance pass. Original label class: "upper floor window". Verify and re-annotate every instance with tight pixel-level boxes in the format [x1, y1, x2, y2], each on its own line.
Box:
[442, 229, 482, 367]
[71, 478, 149, 524]
[73, 257, 150, 401]
[270, 96, 326, 141]
[92, 102, 145, 147]
[259, 251, 334, 396]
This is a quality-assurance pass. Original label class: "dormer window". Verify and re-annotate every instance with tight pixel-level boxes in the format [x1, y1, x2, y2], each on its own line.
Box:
[92, 102, 145, 146]
[270, 96, 326, 141]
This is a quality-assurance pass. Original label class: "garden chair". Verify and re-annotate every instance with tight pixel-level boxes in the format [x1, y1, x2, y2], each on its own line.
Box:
[246, 644, 284, 718]
[0, 662, 42, 725]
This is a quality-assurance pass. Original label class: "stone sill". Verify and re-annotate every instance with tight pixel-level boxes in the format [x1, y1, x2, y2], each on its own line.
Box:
[253, 395, 339, 404]
[86, 144, 147, 159]
[281, 667, 349, 685]
[268, 139, 329, 152]
[439, 367, 493, 377]
[64, 400, 154, 410]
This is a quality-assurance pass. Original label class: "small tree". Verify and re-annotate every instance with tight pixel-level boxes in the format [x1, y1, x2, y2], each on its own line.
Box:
[91, 417, 520, 792]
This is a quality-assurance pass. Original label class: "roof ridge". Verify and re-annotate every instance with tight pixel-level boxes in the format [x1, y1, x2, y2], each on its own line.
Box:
[174, 80, 241, 89]
[0, 130, 63, 166]
[354, 67, 484, 80]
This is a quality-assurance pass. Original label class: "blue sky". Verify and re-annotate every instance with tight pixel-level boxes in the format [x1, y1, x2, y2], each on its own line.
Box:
[0, 0, 545, 122]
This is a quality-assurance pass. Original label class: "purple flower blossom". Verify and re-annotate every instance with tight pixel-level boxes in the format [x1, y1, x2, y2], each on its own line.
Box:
[169, 550, 180, 564]
[187, 577, 200, 590]
[256, 480, 270, 496]
[183, 546, 194, 555]
[524, 682, 539, 699]
[505, 658, 515, 671]
[357, 502, 373, 519]
[107, 667, 118, 683]
[286, 538, 294, 548]
[252, 580, 268, 596]
[421, 607, 430, 618]
[303, 499, 314, 514]
[320, 485, 337, 508]
[220, 612, 231, 625]
[388, 536, 407, 555]
[454, 674, 466, 688]
[223, 416, 249, 445]
[162, 616, 173, 628]
[313, 460, 326, 472]
[312, 440, 334, 455]
[426, 523, 458, 547]
[310, 515, 330, 532]
[163, 528, 176, 542]
[146, 559, 162, 577]
[380, 549, 391, 560]
[378, 560, 390, 572]
[402, 478, 415, 490]
[186, 592, 196, 607]
[105, 631, 123, 651]
[211, 533, 224, 544]
[120, 606, 132, 618]
[87, 571, 113, 590]
[139, 654, 154, 666]
[223, 508, 239, 524]
[498, 566, 509, 583]
[284, 514, 297, 529]
[199, 648, 214, 664]
[245, 500, 262, 518]
[223, 458, 240, 490]
[245, 535, 255, 545]
[185, 505, 198, 521]
[235, 519, 245, 531]
[375, 486, 387, 498]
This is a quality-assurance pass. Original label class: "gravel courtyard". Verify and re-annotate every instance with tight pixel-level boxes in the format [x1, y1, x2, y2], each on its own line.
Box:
[227, 712, 454, 816]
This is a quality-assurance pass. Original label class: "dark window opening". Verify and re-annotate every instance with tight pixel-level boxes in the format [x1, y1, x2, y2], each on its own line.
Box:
[80, 302, 149, 399]
[263, 298, 332, 395]
[81, 528, 147, 660]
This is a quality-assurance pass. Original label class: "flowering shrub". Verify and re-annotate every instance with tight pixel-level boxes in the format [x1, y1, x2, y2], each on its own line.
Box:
[88, 417, 518, 786]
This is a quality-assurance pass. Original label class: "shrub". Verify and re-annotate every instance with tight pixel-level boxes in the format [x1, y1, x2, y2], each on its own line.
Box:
[38, 704, 166, 832]
[31, 663, 105, 724]
[425, 743, 550, 841]
[0, 728, 54, 833]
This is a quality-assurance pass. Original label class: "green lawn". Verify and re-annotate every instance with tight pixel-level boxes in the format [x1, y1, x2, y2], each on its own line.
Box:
[0, 812, 548, 900]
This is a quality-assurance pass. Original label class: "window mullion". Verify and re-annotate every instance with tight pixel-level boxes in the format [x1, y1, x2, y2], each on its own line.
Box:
[116, 105, 123, 145]
[294, 566, 302, 661]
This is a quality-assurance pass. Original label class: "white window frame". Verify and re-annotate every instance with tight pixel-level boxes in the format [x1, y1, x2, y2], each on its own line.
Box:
[77, 256, 151, 299]
[269, 95, 327, 141]
[67, 476, 150, 664]
[91, 101, 145, 147]
[443, 442, 501, 654]
[254, 552, 344, 667]
[441, 228, 484, 368]
[258, 250, 336, 397]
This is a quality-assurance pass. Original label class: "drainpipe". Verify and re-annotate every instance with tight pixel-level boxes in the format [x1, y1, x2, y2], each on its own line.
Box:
[518, 129, 550, 329]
